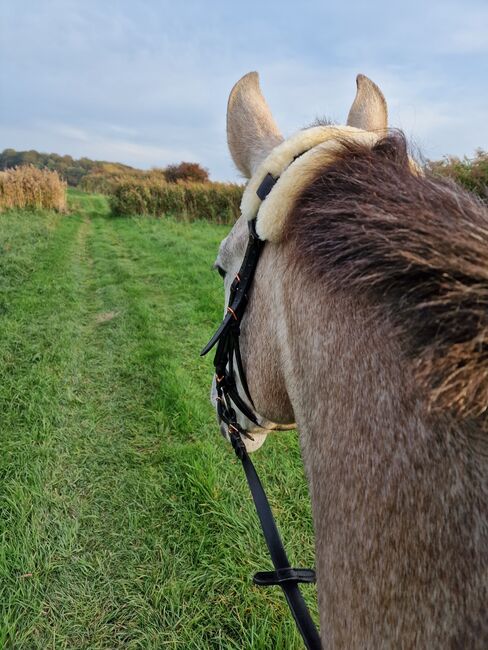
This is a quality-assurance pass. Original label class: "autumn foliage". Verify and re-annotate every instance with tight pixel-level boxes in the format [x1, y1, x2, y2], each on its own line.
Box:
[164, 162, 209, 183]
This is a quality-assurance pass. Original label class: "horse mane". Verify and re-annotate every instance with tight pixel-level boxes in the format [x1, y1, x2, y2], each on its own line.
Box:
[288, 131, 488, 430]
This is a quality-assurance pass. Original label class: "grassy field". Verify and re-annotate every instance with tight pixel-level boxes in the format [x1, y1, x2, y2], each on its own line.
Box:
[0, 191, 316, 649]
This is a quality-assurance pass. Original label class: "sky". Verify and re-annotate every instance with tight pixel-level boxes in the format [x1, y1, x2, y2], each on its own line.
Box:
[1, 0, 487, 181]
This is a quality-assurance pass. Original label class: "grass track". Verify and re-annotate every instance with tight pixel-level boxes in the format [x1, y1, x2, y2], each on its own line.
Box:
[0, 192, 317, 649]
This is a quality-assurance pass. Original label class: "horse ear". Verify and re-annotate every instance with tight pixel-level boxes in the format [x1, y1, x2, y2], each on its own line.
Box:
[346, 74, 388, 131]
[227, 72, 283, 178]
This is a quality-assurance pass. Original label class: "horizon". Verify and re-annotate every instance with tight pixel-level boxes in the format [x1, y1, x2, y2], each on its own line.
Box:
[1, 1, 487, 182]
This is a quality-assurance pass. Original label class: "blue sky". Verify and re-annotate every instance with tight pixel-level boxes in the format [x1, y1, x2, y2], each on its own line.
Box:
[1, 0, 487, 181]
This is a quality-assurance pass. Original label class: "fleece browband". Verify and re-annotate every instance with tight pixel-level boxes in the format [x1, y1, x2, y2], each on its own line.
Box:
[241, 125, 382, 242]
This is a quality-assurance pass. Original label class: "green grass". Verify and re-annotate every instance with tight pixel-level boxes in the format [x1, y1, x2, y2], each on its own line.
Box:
[0, 192, 317, 648]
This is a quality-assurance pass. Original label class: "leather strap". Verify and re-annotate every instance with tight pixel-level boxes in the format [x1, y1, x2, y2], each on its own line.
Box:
[201, 174, 323, 649]
[231, 434, 322, 650]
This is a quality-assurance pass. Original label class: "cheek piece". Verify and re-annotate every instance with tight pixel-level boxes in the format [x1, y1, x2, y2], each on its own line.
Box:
[200, 175, 322, 650]
[201, 216, 265, 441]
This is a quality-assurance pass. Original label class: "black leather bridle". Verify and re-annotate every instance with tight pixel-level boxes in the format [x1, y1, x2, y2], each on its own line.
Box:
[201, 175, 322, 650]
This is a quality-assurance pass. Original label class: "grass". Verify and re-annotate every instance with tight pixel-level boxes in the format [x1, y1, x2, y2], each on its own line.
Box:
[0, 191, 317, 648]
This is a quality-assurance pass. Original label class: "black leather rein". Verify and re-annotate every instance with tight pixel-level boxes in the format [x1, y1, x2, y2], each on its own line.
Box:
[200, 176, 322, 650]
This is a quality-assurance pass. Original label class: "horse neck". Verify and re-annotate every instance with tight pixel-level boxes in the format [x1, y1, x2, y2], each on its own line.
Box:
[278, 256, 488, 648]
[279, 265, 428, 466]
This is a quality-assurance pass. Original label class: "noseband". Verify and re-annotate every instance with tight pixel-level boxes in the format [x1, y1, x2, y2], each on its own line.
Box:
[201, 174, 322, 649]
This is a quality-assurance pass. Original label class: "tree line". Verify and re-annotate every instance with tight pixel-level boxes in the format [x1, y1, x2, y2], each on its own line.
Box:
[0, 149, 210, 188]
[1, 147, 487, 199]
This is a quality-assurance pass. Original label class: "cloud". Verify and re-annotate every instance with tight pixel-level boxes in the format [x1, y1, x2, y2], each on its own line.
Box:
[258, 60, 485, 160]
[434, 2, 488, 54]
[0, 121, 199, 169]
[1, 0, 486, 180]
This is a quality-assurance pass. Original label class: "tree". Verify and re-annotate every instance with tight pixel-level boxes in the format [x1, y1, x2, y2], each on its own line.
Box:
[164, 162, 209, 183]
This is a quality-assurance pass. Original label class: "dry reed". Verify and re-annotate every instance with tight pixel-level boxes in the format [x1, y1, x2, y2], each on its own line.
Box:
[0, 165, 67, 212]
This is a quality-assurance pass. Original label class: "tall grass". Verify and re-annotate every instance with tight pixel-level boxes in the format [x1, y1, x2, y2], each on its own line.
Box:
[0, 165, 67, 212]
[110, 179, 243, 224]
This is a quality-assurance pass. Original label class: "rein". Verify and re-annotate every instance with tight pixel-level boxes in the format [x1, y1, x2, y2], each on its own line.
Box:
[201, 176, 322, 649]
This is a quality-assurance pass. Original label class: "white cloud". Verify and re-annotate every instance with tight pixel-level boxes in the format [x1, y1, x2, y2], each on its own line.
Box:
[1, 0, 486, 179]
[0, 121, 199, 169]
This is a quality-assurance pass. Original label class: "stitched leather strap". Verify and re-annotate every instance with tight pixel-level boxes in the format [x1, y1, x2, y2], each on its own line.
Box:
[201, 198, 322, 647]
[231, 434, 322, 650]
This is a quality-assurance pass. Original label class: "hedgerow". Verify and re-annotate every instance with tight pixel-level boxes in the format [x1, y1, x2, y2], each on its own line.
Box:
[109, 179, 243, 224]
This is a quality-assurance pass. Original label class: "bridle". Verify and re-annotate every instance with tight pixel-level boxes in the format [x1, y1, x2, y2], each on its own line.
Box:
[201, 173, 322, 649]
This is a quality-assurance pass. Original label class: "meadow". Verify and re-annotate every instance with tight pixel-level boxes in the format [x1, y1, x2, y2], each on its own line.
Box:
[0, 191, 316, 649]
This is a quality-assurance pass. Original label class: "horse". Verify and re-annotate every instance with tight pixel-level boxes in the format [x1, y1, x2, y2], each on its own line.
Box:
[209, 71, 488, 648]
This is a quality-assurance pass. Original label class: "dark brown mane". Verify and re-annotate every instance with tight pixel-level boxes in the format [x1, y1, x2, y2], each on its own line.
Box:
[288, 131, 488, 429]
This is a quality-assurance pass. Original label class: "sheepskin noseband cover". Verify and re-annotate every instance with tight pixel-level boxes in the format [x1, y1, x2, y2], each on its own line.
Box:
[240, 125, 381, 242]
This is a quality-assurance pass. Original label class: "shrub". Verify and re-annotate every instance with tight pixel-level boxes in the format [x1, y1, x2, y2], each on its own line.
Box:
[110, 179, 243, 224]
[427, 149, 488, 199]
[0, 165, 67, 212]
[80, 167, 169, 195]
[164, 162, 209, 184]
